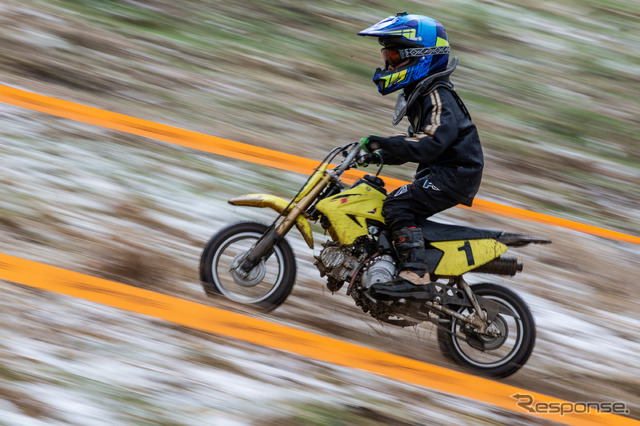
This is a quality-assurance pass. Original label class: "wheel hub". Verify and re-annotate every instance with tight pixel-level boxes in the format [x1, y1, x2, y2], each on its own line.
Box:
[230, 253, 266, 287]
[479, 316, 508, 350]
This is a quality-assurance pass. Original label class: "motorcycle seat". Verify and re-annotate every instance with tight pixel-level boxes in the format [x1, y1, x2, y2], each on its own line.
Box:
[417, 219, 502, 242]
[418, 219, 552, 246]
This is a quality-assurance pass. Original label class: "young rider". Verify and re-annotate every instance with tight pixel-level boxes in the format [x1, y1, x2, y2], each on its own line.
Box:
[358, 13, 484, 289]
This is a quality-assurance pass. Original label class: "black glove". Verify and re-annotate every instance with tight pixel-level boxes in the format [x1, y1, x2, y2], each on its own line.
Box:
[359, 135, 387, 153]
[362, 152, 382, 166]
[360, 135, 409, 153]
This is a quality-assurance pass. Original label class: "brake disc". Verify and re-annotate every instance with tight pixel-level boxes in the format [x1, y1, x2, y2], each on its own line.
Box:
[231, 253, 266, 287]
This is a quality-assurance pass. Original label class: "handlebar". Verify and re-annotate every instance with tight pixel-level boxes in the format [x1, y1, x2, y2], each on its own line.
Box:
[325, 143, 383, 180]
[329, 143, 361, 177]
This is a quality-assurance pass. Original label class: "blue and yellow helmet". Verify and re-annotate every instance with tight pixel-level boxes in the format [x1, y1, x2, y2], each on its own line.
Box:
[358, 12, 450, 95]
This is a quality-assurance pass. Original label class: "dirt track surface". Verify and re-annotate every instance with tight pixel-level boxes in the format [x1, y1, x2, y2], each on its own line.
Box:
[0, 1, 638, 424]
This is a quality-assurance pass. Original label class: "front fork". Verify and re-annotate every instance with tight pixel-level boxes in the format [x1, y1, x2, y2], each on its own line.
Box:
[237, 173, 334, 274]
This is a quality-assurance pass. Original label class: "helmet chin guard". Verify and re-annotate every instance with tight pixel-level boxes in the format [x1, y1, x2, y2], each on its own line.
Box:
[359, 12, 450, 95]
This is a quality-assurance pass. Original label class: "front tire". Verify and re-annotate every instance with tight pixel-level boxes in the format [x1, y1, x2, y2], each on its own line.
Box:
[437, 283, 536, 377]
[199, 222, 297, 312]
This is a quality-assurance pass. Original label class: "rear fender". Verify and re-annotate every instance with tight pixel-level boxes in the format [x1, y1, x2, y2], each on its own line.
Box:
[228, 194, 314, 248]
[430, 239, 508, 276]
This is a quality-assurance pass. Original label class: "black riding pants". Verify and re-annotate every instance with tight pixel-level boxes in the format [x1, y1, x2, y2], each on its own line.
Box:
[382, 176, 459, 233]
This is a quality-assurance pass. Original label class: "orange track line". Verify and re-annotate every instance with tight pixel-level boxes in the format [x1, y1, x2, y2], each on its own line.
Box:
[0, 84, 638, 246]
[0, 252, 635, 426]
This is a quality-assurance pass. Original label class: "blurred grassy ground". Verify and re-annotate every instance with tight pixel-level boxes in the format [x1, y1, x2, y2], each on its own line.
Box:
[0, 0, 638, 233]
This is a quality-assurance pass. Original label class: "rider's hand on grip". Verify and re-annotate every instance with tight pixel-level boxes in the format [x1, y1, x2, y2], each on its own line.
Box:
[359, 135, 384, 153]
[357, 149, 381, 167]
[364, 152, 381, 166]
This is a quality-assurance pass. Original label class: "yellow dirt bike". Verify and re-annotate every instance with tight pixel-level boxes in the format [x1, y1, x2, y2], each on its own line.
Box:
[200, 143, 551, 377]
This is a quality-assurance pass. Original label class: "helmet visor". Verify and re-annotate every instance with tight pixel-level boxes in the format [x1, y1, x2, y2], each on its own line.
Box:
[381, 47, 408, 70]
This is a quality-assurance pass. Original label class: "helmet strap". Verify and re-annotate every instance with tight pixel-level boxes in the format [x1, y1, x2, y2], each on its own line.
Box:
[400, 46, 451, 59]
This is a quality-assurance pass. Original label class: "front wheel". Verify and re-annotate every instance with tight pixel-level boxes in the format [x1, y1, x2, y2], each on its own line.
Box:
[437, 283, 536, 377]
[199, 222, 297, 312]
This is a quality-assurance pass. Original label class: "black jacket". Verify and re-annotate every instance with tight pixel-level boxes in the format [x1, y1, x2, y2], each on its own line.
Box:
[374, 63, 484, 206]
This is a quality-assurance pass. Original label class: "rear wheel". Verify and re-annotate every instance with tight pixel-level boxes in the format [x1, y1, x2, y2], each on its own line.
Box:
[437, 283, 536, 377]
[199, 222, 297, 312]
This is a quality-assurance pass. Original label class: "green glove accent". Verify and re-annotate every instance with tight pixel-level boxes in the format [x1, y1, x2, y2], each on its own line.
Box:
[359, 135, 377, 153]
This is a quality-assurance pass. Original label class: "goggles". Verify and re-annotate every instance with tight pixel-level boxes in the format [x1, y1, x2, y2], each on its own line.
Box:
[381, 46, 452, 69]
[381, 47, 407, 69]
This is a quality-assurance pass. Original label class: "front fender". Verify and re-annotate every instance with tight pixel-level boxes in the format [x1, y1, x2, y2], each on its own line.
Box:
[228, 194, 314, 249]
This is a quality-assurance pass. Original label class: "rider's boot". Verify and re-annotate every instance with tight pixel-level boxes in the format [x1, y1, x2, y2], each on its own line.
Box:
[369, 226, 431, 299]
[393, 227, 430, 285]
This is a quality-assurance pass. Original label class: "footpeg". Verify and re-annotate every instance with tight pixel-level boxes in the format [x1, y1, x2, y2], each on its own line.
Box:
[369, 280, 434, 300]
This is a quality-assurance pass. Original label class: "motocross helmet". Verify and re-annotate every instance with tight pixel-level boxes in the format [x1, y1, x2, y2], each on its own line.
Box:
[358, 12, 450, 95]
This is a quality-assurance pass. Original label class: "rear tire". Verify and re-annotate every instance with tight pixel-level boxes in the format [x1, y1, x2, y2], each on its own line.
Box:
[199, 222, 297, 312]
[437, 283, 536, 377]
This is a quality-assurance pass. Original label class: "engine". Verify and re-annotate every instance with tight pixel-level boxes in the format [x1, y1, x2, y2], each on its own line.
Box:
[360, 255, 396, 288]
[314, 241, 362, 286]
[314, 240, 397, 292]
